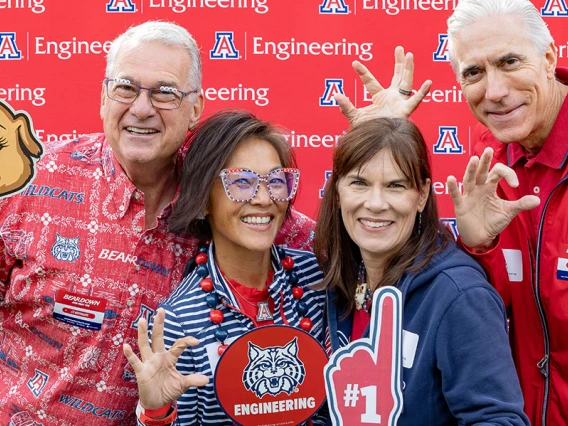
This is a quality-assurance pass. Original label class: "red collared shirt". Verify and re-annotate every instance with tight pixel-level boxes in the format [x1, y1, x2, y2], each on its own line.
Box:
[506, 92, 568, 249]
[0, 133, 315, 426]
[223, 270, 275, 327]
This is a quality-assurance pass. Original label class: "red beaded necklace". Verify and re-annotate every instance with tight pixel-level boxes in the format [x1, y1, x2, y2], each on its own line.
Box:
[194, 243, 313, 355]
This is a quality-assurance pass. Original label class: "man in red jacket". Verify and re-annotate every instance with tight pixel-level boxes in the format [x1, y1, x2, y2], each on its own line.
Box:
[444, 2, 568, 426]
[336, 1, 568, 425]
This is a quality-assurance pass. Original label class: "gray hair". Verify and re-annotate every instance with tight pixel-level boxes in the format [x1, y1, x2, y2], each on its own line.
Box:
[447, 0, 554, 74]
[105, 21, 202, 94]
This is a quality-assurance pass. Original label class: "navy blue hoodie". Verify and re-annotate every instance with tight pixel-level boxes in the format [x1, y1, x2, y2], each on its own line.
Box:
[326, 241, 529, 425]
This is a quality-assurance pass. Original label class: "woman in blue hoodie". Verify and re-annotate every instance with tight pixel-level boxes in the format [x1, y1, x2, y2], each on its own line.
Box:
[315, 118, 529, 425]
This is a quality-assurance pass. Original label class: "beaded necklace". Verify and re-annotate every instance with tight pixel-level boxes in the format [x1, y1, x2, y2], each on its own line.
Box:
[194, 242, 313, 355]
[355, 261, 373, 314]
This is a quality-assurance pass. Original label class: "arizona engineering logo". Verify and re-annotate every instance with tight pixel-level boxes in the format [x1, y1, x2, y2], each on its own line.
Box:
[0, 32, 22, 60]
[541, 0, 568, 16]
[320, 79, 344, 106]
[243, 338, 306, 398]
[433, 126, 463, 154]
[319, 0, 349, 13]
[210, 32, 239, 59]
[433, 34, 449, 61]
[106, 0, 136, 12]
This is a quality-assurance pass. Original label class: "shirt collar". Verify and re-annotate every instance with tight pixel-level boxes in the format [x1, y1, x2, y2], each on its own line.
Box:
[101, 137, 182, 223]
[508, 91, 568, 170]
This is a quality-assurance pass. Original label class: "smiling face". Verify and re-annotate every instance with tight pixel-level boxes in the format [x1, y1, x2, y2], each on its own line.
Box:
[338, 148, 429, 268]
[452, 14, 557, 150]
[207, 137, 288, 259]
[100, 40, 203, 178]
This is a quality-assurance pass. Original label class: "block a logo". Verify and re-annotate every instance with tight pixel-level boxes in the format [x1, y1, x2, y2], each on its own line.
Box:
[0, 33, 22, 60]
[210, 32, 239, 59]
[131, 304, 156, 329]
[433, 34, 449, 62]
[27, 369, 49, 398]
[320, 79, 344, 106]
[319, 170, 332, 198]
[541, 0, 568, 16]
[433, 126, 463, 154]
[441, 218, 459, 238]
[106, 0, 136, 12]
[320, 0, 349, 14]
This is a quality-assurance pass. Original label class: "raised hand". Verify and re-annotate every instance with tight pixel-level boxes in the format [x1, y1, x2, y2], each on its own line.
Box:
[334, 46, 432, 126]
[447, 147, 540, 249]
[325, 287, 403, 425]
[123, 308, 209, 410]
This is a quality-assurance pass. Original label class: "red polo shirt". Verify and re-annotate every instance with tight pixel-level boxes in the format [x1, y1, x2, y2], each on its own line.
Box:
[506, 80, 568, 249]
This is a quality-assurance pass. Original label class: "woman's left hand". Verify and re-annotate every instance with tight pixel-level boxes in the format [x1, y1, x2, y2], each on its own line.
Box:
[335, 46, 432, 126]
[123, 308, 209, 410]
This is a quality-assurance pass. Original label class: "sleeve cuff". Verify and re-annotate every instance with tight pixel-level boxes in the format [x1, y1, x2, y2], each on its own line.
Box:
[457, 235, 500, 256]
[136, 400, 178, 426]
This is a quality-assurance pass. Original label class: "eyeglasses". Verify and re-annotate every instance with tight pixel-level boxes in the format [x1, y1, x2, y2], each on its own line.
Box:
[219, 168, 300, 203]
[104, 78, 197, 110]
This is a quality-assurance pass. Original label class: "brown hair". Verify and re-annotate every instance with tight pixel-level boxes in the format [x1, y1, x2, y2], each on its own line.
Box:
[169, 110, 296, 240]
[314, 118, 452, 314]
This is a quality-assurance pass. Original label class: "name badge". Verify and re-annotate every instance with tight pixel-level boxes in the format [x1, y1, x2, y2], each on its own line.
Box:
[53, 289, 107, 330]
[557, 244, 568, 281]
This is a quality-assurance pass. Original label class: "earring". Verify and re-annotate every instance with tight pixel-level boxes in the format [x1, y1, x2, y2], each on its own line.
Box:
[196, 212, 206, 220]
[417, 212, 422, 236]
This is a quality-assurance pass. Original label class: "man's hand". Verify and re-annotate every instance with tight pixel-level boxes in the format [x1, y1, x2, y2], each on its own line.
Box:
[123, 308, 209, 410]
[335, 46, 431, 126]
[447, 147, 540, 249]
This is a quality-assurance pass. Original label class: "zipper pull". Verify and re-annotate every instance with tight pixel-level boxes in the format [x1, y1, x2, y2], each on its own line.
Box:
[537, 354, 549, 377]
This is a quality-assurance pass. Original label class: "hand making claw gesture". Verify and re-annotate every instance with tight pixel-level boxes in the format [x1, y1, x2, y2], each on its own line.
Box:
[447, 147, 540, 250]
[335, 46, 432, 126]
[123, 308, 209, 410]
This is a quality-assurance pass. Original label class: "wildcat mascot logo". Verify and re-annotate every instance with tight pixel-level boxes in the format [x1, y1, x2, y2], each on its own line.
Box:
[51, 233, 80, 262]
[243, 337, 306, 398]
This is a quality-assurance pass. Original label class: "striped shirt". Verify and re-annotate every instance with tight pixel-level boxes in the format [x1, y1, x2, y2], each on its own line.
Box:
[140, 243, 326, 425]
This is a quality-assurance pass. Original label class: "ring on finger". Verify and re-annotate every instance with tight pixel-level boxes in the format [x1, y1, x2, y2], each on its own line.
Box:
[398, 88, 412, 96]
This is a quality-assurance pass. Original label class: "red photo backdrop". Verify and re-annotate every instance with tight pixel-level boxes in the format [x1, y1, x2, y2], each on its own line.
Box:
[2, 0, 567, 229]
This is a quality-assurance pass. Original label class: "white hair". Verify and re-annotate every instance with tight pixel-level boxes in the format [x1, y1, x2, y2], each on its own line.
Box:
[105, 21, 202, 94]
[447, 0, 554, 74]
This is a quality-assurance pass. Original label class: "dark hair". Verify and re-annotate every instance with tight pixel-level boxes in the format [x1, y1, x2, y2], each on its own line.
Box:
[314, 118, 452, 314]
[169, 110, 296, 240]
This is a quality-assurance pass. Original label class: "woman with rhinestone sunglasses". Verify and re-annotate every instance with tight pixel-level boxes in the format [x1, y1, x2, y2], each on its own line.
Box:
[315, 118, 528, 425]
[123, 110, 326, 425]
